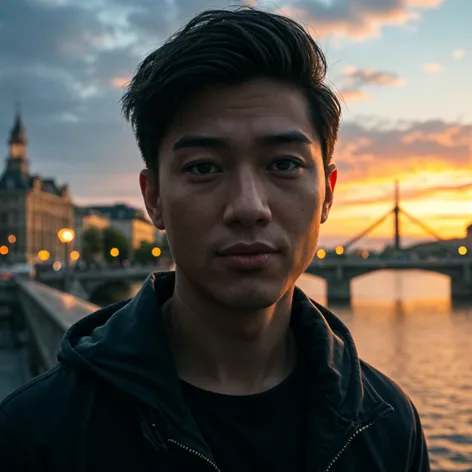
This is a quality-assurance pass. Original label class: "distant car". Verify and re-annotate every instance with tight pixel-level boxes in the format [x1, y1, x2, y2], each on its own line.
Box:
[0, 268, 13, 281]
[9, 263, 36, 278]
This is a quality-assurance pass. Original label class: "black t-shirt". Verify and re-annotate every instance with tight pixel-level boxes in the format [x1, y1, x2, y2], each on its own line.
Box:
[181, 363, 308, 471]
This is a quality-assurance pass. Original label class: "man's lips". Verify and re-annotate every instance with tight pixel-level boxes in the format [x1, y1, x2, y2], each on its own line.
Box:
[217, 241, 278, 256]
[216, 242, 279, 270]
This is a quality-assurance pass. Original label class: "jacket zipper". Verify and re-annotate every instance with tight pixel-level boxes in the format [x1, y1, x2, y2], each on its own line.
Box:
[323, 421, 375, 472]
[168, 438, 220, 471]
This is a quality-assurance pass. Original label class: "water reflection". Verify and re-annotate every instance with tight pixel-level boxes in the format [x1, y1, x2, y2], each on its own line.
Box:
[98, 270, 472, 470]
[299, 271, 472, 471]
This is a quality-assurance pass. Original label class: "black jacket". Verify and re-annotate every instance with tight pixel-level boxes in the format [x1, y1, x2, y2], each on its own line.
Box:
[0, 272, 430, 471]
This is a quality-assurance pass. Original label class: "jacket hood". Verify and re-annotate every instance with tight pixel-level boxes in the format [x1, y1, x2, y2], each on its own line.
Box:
[59, 271, 392, 454]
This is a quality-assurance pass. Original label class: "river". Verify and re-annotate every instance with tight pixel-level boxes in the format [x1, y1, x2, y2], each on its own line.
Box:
[104, 270, 472, 471]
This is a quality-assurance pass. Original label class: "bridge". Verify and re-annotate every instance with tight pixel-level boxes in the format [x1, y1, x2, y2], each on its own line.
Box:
[35, 255, 472, 305]
[307, 257, 471, 303]
[0, 276, 99, 401]
[36, 266, 160, 303]
[309, 181, 471, 303]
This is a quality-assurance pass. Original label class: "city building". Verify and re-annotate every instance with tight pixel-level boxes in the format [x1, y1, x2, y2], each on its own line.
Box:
[0, 111, 74, 264]
[80, 203, 160, 256]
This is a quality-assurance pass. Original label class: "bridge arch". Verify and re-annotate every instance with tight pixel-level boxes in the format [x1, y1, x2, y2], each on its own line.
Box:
[88, 281, 138, 306]
[345, 266, 461, 281]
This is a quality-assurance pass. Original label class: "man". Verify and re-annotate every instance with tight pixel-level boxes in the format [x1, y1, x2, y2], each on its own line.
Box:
[0, 7, 429, 471]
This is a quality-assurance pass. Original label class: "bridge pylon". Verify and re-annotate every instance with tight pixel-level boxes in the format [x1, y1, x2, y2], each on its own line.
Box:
[338, 181, 454, 256]
[393, 180, 401, 251]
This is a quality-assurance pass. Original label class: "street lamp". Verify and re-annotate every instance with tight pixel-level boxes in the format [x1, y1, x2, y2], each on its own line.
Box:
[5, 234, 16, 263]
[458, 246, 468, 256]
[70, 250, 80, 262]
[38, 250, 50, 262]
[57, 228, 75, 274]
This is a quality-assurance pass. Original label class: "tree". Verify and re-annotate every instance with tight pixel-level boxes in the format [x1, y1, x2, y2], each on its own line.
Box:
[102, 226, 130, 263]
[134, 240, 156, 264]
[81, 226, 102, 262]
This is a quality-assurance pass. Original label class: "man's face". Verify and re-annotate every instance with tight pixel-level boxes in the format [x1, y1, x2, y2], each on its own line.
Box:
[141, 78, 337, 310]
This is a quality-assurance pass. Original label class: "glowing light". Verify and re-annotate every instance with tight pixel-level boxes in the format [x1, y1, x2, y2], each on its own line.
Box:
[152, 247, 161, 257]
[335, 246, 344, 255]
[57, 228, 75, 243]
[110, 247, 119, 258]
[38, 250, 50, 261]
[0, 245, 9, 255]
[458, 246, 468, 256]
[316, 248, 326, 259]
[70, 250, 80, 261]
[8, 235, 16, 244]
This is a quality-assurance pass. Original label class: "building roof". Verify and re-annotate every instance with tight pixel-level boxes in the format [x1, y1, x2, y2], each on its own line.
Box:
[0, 111, 67, 197]
[79, 203, 151, 223]
[9, 112, 27, 145]
[0, 170, 66, 196]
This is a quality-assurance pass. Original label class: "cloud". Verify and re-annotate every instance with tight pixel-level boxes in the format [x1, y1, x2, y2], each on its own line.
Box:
[110, 76, 132, 88]
[342, 67, 405, 87]
[103, 0, 445, 41]
[452, 49, 466, 60]
[276, 0, 444, 40]
[337, 67, 405, 102]
[334, 118, 472, 181]
[336, 181, 472, 207]
[339, 88, 371, 103]
[423, 62, 444, 72]
[0, 0, 108, 71]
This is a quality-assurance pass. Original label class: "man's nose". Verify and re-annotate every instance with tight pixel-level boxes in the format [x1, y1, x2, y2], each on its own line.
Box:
[222, 167, 272, 227]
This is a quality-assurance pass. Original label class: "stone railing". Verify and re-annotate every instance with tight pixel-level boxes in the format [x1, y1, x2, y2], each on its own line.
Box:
[14, 277, 99, 374]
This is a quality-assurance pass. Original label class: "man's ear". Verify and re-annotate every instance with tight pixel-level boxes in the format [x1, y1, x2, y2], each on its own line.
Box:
[139, 169, 165, 230]
[321, 164, 337, 224]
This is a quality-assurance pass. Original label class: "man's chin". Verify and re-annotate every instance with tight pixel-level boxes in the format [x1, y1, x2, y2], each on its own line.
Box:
[210, 279, 290, 312]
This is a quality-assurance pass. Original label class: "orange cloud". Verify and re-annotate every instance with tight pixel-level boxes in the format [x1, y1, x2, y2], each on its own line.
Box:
[110, 75, 131, 88]
[339, 88, 371, 103]
[323, 119, 472, 241]
[276, 0, 444, 40]
[423, 63, 444, 72]
[408, 0, 443, 5]
[337, 120, 472, 175]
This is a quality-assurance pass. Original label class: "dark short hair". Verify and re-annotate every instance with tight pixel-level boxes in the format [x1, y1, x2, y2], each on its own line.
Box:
[121, 7, 341, 173]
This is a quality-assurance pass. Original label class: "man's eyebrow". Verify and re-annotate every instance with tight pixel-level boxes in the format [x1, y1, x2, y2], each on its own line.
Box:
[255, 130, 314, 146]
[172, 130, 314, 151]
[172, 135, 227, 151]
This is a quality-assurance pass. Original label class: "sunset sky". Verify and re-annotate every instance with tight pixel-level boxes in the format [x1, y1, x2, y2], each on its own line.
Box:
[1, 0, 471, 249]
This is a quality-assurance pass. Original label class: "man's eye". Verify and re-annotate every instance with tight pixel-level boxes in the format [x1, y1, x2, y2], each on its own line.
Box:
[185, 162, 222, 175]
[270, 158, 303, 172]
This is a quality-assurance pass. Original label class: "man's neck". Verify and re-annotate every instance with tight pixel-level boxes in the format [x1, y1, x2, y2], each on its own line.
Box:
[162, 277, 297, 396]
